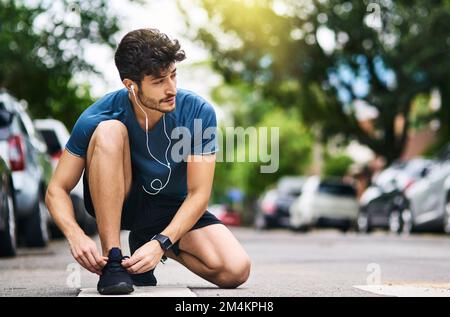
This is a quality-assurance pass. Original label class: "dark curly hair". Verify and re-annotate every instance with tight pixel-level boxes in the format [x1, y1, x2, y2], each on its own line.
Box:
[114, 28, 186, 86]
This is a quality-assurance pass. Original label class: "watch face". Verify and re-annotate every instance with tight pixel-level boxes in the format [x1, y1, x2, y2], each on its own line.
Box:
[154, 234, 172, 250]
[161, 236, 170, 247]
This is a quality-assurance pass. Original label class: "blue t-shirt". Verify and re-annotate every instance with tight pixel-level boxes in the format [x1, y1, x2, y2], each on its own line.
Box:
[65, 88, 218, 199]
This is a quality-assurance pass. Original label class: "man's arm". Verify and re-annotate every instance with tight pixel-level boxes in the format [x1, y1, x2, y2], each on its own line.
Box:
[45, 149, 106, 274]
[45, 150, 85, 238]
[160, 153, 216, 243]
[122, 154, 216, 274]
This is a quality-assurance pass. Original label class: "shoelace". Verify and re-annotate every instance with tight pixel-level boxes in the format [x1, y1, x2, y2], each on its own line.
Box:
[104, 256, 130, 273]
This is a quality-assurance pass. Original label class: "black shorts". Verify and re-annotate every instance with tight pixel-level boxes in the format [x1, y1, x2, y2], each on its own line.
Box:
[82, 170, 222, 256]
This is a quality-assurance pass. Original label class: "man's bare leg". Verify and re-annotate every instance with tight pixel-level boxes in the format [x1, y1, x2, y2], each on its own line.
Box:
[165, 224, 251, 289]
[85, 120, 132, 256]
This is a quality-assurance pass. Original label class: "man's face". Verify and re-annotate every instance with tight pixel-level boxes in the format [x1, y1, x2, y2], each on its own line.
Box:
[136, 64, 177, 113]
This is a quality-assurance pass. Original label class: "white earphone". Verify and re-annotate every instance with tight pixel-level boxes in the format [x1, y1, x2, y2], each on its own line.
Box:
[129, 84, 172, 195]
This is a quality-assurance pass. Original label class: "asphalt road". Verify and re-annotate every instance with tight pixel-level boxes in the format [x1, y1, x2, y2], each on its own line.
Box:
[1, 227, 450, 297]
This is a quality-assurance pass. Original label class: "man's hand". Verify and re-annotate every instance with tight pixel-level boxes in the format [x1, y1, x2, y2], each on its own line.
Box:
[122, 240, 165, 274]
[68, 233, 107, 275]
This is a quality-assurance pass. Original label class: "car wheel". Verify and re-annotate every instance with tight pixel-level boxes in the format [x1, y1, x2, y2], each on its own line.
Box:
[401, 208, 414, 235]
[289, 224, 309, 232]
[357, 213, 371, 233]
[254, 213, 268, 230]
[389, 209, 403, 234]
[24, 193, 49, 247]
[0, 181, 17, 257]
[443, 194, 450, 234]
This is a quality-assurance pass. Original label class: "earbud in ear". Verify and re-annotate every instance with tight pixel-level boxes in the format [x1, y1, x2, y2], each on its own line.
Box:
[129, 84, 134, 91]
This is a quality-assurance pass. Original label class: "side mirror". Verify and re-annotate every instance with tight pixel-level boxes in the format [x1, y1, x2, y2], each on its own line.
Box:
[420, 167, 429, 178]
[0, 109, 13, 127]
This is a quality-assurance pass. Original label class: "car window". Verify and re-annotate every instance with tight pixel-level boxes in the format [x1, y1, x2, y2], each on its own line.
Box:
[17, 116, 29, 137]
[38, 129, 61, 155]
[318, 182, 356, 197]
[18, 110, 37, 138]
[403, 160, 431, 177]
[278, 179, 304, 196]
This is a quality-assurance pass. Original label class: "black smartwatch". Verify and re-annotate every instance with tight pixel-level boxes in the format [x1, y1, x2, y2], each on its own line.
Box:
[151, 234, 173, 251]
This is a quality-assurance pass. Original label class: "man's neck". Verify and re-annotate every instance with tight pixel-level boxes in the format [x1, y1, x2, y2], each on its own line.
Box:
[128, 93, 164, 131]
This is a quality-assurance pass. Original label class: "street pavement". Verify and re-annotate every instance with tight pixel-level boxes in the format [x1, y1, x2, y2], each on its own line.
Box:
[1, 227, 450, 297]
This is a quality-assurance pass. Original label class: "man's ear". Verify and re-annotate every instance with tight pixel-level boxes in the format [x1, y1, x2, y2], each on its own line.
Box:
[123, 79, 136, 93]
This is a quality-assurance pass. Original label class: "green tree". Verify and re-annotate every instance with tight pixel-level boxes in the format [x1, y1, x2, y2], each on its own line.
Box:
[212, 103, 313, 201]
[0, 0, 121, 128]
[322, 153, 353, 178]
[180, 0, 450, 163]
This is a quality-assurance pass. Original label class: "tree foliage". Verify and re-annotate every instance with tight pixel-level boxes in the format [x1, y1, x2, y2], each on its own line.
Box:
[0, 0, 121, 128]
[180, 0, 450, 163]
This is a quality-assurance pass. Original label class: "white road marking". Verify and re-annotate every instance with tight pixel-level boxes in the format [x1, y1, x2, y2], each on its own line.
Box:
[354, 283, 450, 297]
[78, 286, 197, 297]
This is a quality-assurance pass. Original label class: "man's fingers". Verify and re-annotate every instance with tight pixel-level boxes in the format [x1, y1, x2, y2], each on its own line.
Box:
[86, 251, 102, 271]
[92, 251, 107, 268]
[135, 262, 155, 274]
[77, 255, 94, 273]
[129, 260, 146, 274]
[122, 253, 142, 268]
[79, 254, 99, 275]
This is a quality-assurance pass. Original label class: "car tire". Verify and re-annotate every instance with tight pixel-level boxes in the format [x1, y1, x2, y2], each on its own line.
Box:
[339, 222, 352, 233]
[24, 193, 49, 248]
[443, 193, 450, 234]
[289, 224, 309, 232]
[0, 181, 17, 257]
[401, 208, 415, 235]
[357, 213, 371, 233]
[389, 209, 403, 234]
[254, 213, 268, 230]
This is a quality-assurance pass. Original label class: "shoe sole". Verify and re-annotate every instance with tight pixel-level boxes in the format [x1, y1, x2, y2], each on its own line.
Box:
[98, 282, 134, 295]
[132, 281, 157, 287]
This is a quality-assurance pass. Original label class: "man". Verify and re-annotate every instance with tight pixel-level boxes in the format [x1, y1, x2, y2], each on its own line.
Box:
[45, 28, 251, 295]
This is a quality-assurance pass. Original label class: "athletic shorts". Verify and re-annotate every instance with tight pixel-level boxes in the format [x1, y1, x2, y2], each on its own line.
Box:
[82, 170, 222, 256]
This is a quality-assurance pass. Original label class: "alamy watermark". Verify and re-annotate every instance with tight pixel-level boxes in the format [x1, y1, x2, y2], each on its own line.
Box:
[366, 263, 382, 285]
[66, 263, 81, 289]
[157, 119, 280, 174]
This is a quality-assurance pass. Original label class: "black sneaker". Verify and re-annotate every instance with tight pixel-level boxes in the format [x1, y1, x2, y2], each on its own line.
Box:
[97, 248, 134, 295]
[131, 269, 157, 286]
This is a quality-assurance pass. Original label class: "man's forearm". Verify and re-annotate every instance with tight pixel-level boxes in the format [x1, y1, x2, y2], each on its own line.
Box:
[45, 186, 84, 239]
[160, 192, 209, 244]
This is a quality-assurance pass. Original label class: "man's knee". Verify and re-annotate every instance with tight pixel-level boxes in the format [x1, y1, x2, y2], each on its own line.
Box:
[214, 256, 251, 289]
[91, 120, 128, 154]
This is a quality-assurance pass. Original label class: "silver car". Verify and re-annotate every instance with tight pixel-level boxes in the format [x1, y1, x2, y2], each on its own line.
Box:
[0, 108, 17, 256]
[0, 90, 53, 247]
[399, 157, 450, 233]
[289, 176, 359, 232]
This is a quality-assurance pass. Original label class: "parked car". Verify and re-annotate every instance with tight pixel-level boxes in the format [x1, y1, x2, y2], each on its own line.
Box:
[208, 204, 242, 227]
[357, 158, 433, 233]
[0, 90, 53, 247]
[289, 176, 358, 232]
[395, 154, 450, 234]
[34, 118, 96, 236]
[0, 109, 17, 257]
[254, 176, 306, 229]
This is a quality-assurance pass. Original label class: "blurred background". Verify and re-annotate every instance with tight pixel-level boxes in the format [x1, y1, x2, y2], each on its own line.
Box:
[1, 0, 450, 255]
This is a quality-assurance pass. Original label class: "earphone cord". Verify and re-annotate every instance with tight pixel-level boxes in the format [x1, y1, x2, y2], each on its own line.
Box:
[132, 90, 172, 195]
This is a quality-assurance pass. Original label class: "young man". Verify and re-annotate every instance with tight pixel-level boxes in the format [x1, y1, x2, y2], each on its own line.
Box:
[45, 28, 251, 295]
